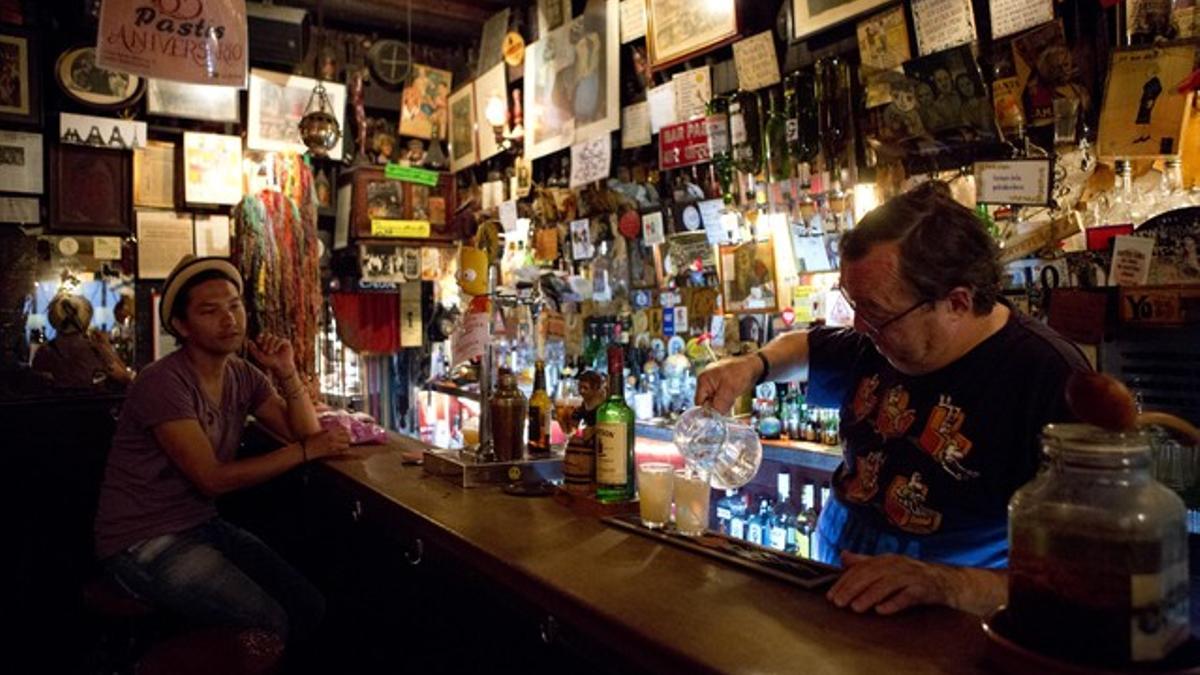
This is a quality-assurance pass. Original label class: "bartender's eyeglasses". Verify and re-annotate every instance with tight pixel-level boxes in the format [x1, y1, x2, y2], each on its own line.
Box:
[837, 286, 931, 337]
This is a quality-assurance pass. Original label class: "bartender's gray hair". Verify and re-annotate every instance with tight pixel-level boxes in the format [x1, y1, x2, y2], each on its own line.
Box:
[840, 181, 1002, 315]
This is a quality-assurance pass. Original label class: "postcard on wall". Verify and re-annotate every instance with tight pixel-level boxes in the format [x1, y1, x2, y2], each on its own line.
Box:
[621, 101, 652, 148]
[399, 64, 451, 141]
[910, 0, 977, 56]
[856, 6, 912, 108]
[732, 31, 781, 92]
[183, 132, 243, 206]
[673, 66, 712, 122]
[136, 211, 194, 280]
[620, 0, 646, 44]
[570, 218, 595, 260]
[474, 62, 507, 161]
[59, 113, 147, 150]
[647, 80, 678, 134]
[248, 69, 347, 161]
[990, 0, 1054, 40]
[1098, 45, 1195, 158]
[133, 141, 175, 209]
[194, 215, 231, 258]
[0, 130, 42, 194]
[642, 210, 665, 246]
[569, 134, 612, 188]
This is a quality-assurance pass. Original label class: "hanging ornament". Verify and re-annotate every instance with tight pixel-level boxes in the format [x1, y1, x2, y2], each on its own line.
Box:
[298, 82, 342, 157]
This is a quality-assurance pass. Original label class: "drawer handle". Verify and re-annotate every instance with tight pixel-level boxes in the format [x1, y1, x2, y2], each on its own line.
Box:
[404, 537, 424, 566]
[539, 615, 558, 645]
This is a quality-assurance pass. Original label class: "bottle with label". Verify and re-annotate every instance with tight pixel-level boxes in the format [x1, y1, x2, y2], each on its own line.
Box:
[770, 471, 799, 553]
[787, 70, 820, 181]
[762, 87, 792, 183]
[715, 489, 739, 535]
[729, 90, 762, 177]
[747, 497, 772, 547]
[528, 360, 552, 458]
[595, 345, 635, 502]
[796, 482, 817, 558]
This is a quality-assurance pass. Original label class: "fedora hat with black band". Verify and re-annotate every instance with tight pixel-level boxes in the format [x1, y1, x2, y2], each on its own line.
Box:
[160, 256, 243, 338]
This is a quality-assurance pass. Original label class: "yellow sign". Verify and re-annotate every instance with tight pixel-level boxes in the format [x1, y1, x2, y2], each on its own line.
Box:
[371, 219, 431, 238]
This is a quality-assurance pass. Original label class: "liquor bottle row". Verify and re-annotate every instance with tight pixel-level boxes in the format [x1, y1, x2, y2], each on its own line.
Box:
[715, 470, 833, 560]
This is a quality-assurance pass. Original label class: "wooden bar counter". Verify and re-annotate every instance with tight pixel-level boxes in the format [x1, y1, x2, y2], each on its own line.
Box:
[308, 433, 990, 674]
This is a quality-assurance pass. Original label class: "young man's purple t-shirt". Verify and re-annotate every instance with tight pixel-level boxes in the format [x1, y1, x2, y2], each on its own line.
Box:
[94, 350, 275, 559]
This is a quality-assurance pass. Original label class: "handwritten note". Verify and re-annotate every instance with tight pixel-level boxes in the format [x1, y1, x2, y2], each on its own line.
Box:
[911, 0, 977, 56]
[642, 211, 665, 246]
[1109, 235, 1155, 286]
[569, 134, 612, 188]
[619, 0, 646, 44]
[732, 31, 781, 92]
[990, 0, 1053, 40]
[647, 80, 678, 134]
[621, 101, 651, 148]
[673, 66, 712, 122]
[974, 160, 1052, 205]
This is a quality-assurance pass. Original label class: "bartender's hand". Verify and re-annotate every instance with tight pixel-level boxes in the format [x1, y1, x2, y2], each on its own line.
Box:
[694, 354, 761, 414]
[303, 427, 352, 460]
[248, 333, 296, 379]
[826, 552, 1006, 616]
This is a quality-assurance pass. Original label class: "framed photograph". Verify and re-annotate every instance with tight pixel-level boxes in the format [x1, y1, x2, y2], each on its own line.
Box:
[247, 69, 347, 161]
[448, 83, 478, 173]
[133, 140, 175, 208]
[399, 63, 452, 140]
[146, 79, 240, 123]
[49, 143, 132, 234]
[902, 44, 997, 140]
[0, 130, 42, 194]
[646, 0, 738, 69]
[182, 132, 244, 206]
[55, 46, 143, 109]
[720, 240, 779, 314]
[0, 26, 40, 125]
[793, 0, 894, 42]
[359, 242, 407, 283]
[628, 239, 662, 289]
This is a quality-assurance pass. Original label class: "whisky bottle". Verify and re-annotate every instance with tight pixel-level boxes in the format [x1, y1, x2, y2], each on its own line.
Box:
[595, 345, 635, 502]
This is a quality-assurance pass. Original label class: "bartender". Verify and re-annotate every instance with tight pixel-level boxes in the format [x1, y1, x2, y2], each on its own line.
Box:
[697, 182, 1089, 616]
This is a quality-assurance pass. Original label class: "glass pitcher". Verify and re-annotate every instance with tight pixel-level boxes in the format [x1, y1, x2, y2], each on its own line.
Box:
[673, 406, 763, 489]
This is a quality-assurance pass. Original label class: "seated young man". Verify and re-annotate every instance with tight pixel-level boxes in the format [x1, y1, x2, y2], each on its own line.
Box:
[94, 256, 350, 646]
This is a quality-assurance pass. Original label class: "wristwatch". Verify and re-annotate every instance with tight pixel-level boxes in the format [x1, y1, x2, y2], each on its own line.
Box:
[754, 351, 771, 386]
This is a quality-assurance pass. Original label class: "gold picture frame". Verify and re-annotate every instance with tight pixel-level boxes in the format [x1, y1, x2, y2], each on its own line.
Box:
[646, 0, 739, 70]
[792, 0, 895, 42]
[719, 240, 780, 314]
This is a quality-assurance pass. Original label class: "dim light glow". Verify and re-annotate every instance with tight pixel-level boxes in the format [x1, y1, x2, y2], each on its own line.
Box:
[485, 95, 507, 129]
[852, 183, 879, 222]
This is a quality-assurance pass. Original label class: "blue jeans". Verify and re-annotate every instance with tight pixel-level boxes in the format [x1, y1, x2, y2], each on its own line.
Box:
[103, 518, 324, 644]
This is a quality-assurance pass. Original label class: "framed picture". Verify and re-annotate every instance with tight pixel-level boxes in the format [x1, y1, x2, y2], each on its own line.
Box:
[571, 0, 620, 143]
[49, 143, 132, 233]
[182, 132, 244, 206]
[1099, 45, 1195, 158]
[448, 83, 478, 173]
[792, 0, 894, 42]
[525, 27, 574, 159]
[59, 113, 146, 150]
[0, 26, 40, 125]
[55, 46, 143, 109]
[646, 0, 738, 69]
[247, 69, 347, 161]
[133, 140, 175, 208]
[0, 130, 42, 194]
[720, 240, 779, 314]
[629, 239, 662, 289]
[474, 62, 506, 161]
[146, 79, 240, 123]
[399, 63, 452, 140]
[901, 44, 997, 140]
[136, 210, 194, 279]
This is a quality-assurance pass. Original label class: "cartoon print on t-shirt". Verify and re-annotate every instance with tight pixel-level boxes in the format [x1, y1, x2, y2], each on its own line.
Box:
[842, 450, 885, 503]
[884, 471, 943, 533]
[875, 384, 916, 439]
[918, 395, 980, 481]
[851, 374, 881, 422]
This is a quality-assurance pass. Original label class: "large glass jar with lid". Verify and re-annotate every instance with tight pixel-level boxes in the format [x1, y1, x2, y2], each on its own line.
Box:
[1007, 424, 1189, 666]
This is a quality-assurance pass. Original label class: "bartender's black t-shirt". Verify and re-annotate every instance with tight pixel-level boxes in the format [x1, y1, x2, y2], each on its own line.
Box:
[807, 307, 1090, 567]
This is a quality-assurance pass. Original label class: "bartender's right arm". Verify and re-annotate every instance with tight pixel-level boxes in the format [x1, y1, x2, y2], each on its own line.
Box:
[695, 331, 811, 413]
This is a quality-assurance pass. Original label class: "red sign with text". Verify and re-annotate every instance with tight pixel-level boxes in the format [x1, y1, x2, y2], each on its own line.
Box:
[659, 119, 711, 171]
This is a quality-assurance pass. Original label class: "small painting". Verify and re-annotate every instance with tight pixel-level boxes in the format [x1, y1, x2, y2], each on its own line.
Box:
[720, 240, 779, 314]
[399, 63, 452, 140]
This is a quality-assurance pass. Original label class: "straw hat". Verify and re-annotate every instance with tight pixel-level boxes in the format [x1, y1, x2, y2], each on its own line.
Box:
[160, 256, 243, 338]
[47, 293, 93, 333]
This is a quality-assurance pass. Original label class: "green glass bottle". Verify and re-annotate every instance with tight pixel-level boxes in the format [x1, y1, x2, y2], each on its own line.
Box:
[729, 89, 762, 176]
[595, 345, 635, 502]
[763, 87, 792, 182]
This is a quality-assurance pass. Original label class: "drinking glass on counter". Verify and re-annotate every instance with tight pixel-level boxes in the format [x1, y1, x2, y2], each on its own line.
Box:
[637, 462, 674, 529]
[555, 377, 583, 439]
[674, 468, 711, 536]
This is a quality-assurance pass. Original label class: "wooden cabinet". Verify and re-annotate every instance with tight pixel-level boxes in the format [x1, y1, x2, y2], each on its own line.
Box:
[335, 165, 458, 244]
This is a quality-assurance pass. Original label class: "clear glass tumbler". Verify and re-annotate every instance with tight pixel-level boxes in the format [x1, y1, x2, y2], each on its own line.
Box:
[637, 462, 674, 529]
[673, 406, 763, 489]
[674, 467, 712, 536]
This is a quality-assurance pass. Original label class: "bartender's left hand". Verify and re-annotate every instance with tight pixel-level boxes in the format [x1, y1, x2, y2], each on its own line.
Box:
[826, 552, 952, 615]
[248, 333, 296, 379]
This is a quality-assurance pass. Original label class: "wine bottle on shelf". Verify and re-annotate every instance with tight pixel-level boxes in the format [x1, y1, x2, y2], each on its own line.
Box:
[595, 345, 635, 502]
[815, 57, 851, 175]
[788, 70, 820, 187]
[729, 89, 762, 177]
[707, 95, 736, 205]
[763, 87, 792, 183]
